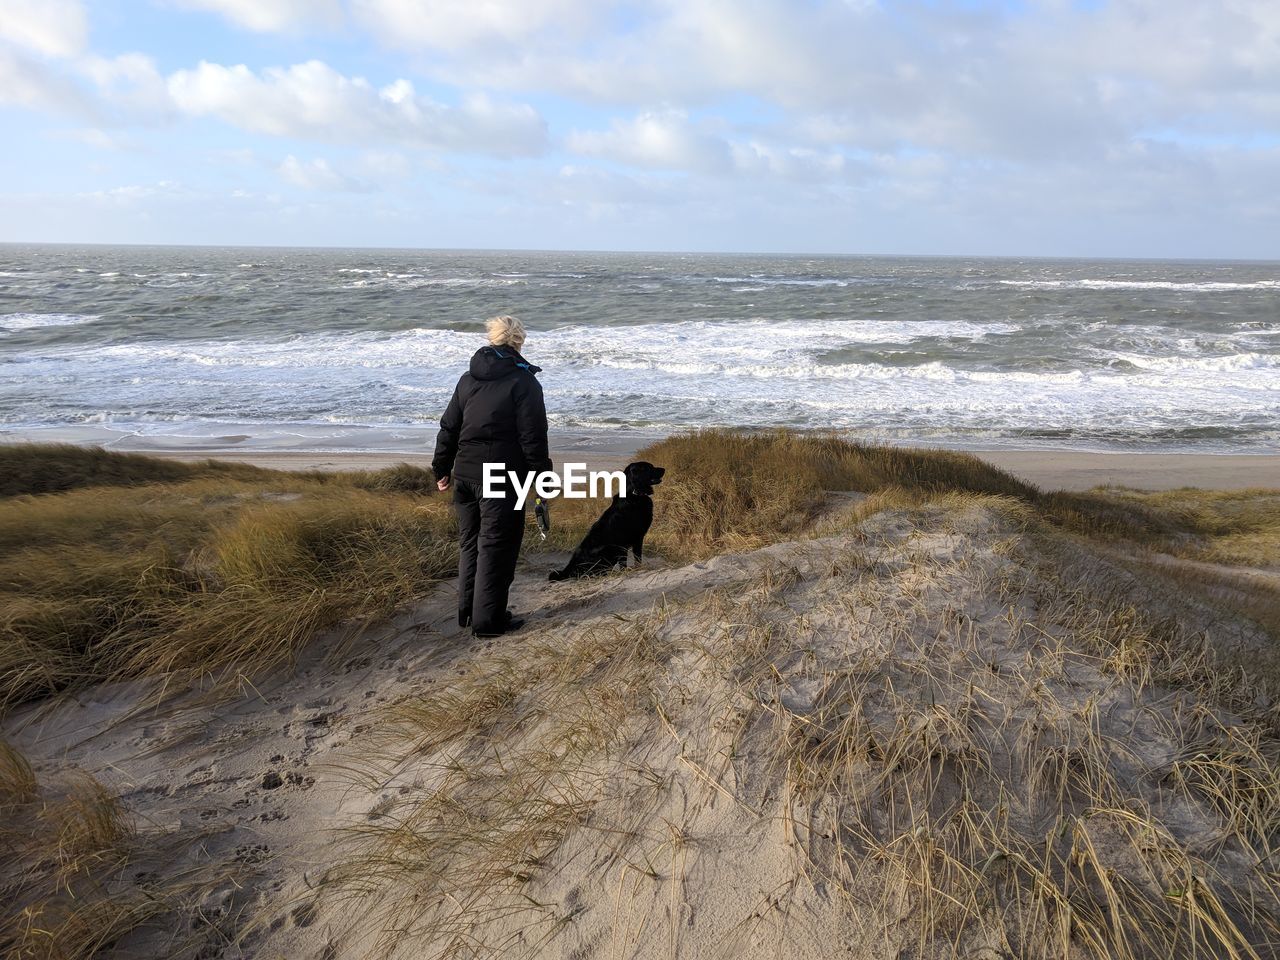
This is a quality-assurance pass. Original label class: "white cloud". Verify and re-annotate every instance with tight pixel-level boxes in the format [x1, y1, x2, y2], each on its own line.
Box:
[566, 111, 861, 184]
[76, 180, 188, 205]
[167, 60, 547, 155]
[415, 0, 1280, 160]
[3, 0, 1280, 254]
[52, 127, 129, 149]
[729, 142, 849, 182]
[0, 47, 92, 113]
[278, 155, 371, 192]
[80, 53, 172, 120]
[350, 0, 597, 49]
[0, 0, 87, 57]
[167, 0, 343, 33]
[276, 152, 413, 193]
[354, 150, 411, 180]
[567, 111, 731, 173]
[0, 47, 173, 127]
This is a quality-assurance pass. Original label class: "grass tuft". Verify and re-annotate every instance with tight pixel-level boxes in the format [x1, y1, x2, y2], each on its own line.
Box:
[0, 744, 162, 960]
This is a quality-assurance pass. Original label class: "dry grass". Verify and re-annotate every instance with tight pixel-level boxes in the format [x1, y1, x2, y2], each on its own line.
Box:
[630, 429, 1039, 558]
[0, 443, 273, 497]
[627, 430, 1276, 561]
[773, 511, 1277, 959]
[0, 740, 162, 960]
[1099, 487, 1280, 567]
[0, 452, 455, 712]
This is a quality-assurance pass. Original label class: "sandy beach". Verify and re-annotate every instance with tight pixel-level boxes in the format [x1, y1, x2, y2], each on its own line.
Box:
[140, 443, 1280, 492]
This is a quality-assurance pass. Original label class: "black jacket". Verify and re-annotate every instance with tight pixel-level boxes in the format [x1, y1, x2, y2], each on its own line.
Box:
[432, 346, 552, 484]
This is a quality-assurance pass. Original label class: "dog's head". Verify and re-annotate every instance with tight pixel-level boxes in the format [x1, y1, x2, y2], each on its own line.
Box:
[624, 461, 665, 496]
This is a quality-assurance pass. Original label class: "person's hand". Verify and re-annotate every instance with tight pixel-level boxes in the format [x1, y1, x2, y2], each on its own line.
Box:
[437, 475, 450, 492]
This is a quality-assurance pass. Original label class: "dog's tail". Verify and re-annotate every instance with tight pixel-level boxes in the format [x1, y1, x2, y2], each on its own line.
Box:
[547, 568, 567, 582]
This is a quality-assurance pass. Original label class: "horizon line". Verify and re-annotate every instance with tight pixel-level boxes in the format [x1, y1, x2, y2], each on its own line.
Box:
[1, 240, 1278, 265]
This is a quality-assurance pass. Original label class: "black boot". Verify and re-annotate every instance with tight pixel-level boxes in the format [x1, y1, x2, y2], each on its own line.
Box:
[473, 610, 524, 638]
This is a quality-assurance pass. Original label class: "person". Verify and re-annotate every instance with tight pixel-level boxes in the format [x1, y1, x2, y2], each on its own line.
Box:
[432, 315, 551, 637]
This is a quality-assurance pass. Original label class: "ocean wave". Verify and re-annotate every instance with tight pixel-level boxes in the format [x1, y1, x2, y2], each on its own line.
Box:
[1105, 351, 1280, 374]
[0, 312, 101, 332]
[589, 356, 1095, 384]
[340, 275, 524, 290]
[1000, 279, 1280, 292]
[10, 317, 1025, 385]
[711, 276, 853, 287]
[36, 321, 1278, 396]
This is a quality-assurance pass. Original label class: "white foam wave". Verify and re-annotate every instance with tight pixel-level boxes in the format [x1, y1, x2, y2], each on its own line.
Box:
[29, 318, 1021, 378]
[339, 274, 524, 289]
[29, 318, 1278, 396]
[712, 276, 852, 287]
[0, 312, 100, 332]
[1001, 279, 1280, 292]
[1107, 351, 1280, 374]
[8, 315, 1277, 444]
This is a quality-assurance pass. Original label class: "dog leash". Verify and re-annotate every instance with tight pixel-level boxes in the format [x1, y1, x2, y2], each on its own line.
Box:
[534, 497, 551, 539]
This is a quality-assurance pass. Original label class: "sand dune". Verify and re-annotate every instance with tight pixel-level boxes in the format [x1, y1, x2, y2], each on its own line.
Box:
[5, 496, 1277, 959]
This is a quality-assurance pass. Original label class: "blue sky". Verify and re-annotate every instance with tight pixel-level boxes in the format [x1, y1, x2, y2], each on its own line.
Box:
[2, 0, 1278, 257]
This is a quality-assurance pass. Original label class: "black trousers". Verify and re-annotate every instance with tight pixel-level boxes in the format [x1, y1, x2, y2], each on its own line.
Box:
[453, 477, 526, 633]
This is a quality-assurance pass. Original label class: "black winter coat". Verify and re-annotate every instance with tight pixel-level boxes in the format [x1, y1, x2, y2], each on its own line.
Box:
[431, 346, 552, 484]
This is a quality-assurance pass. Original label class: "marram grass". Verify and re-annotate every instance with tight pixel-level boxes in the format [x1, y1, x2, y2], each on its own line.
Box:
[0, 462, 456, 711]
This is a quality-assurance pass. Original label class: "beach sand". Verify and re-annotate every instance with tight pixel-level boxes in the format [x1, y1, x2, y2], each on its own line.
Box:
[144, 443, 1280, 492]
[6, 420, 1275, 490]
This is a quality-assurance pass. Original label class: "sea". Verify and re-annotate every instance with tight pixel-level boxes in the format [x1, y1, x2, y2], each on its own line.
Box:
[1, 244, 1277, 454]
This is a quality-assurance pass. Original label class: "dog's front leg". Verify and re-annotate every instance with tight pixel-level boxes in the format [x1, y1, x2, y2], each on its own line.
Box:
[630, 539, 644, 567]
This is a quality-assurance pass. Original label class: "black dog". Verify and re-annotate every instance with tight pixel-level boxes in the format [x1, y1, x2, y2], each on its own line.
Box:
[548, 461, 665, 581]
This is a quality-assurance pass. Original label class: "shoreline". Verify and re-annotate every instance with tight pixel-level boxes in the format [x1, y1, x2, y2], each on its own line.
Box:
[136, 445, 1279, 493]
[2, 424, 1276, 491]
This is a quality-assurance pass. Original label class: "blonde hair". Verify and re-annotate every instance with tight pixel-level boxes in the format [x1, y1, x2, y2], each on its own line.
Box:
[485, 315, 526, 350]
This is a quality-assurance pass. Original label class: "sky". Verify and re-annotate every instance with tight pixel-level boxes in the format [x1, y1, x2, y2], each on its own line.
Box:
[1, 0, 1278, 258]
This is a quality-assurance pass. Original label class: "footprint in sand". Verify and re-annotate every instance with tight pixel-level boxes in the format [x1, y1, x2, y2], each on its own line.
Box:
[233, 843, 270, 865]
